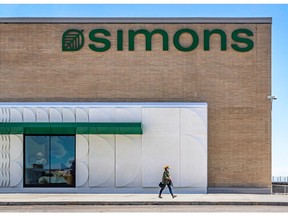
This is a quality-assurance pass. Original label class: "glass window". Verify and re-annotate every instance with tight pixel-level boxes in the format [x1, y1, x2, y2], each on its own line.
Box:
[24, 135, 75, 187]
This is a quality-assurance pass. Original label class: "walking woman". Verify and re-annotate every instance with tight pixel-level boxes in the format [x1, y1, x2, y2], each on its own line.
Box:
[158, 165, 177, 198]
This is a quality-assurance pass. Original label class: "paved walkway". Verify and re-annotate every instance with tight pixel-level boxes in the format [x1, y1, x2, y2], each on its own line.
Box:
[0, 193, 288, 206]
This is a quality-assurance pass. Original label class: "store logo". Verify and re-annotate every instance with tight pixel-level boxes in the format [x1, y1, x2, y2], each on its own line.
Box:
[62, 29, 84, 51]
[62, 28, 254, 52]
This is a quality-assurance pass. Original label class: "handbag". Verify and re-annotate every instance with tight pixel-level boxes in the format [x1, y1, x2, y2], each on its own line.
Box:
[159, 182, 164, 188]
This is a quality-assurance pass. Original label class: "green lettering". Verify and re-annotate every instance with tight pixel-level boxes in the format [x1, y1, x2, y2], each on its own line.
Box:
[173, 29, 199, 52]
[117, 30, 123, 51]
[88, 29, 111, 52]
[204, 29, 227, 51]
[231, 29, 254, 52]
[128, 29, 169, 51]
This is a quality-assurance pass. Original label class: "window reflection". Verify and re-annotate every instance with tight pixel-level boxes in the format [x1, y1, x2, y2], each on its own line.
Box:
[24, 135, 75, 187]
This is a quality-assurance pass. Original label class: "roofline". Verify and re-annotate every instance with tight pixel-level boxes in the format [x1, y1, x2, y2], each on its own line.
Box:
[0, 102, 208, 108]
[0, 17, 272, 24]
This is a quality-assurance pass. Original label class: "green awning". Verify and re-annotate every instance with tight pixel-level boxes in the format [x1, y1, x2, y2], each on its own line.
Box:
[0, 122, 143, 135]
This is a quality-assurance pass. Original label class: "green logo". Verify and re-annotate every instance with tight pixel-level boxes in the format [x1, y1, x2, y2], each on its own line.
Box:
[62, 29, 84, 51]
[62, 28, 254, 52]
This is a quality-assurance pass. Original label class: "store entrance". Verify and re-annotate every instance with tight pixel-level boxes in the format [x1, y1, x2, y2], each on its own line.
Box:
[24, 135, 75, 187]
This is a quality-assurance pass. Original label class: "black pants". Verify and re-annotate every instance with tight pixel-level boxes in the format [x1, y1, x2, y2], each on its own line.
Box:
[159, 183, 174, 196]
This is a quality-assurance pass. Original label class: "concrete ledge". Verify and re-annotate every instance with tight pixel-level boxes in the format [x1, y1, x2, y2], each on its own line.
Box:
[208, 187, 272, 194]
[0, 201, 288, 206]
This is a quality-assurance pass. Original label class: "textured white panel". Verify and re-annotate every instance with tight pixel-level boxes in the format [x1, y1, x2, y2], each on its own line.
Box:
[193, 107, 207, 123]
[0, 135, 10, 188]
[142, 108, 180, 135]
[181, 135, 207, 187]
[76, 135, 89, 160]
[89, 108, 114, 122]
[180, 107, 207, 188]
[23, 108, 36, 122]
[89, 135, 115, 187]
[0, 103, 208, 191]
[142, 108, 180, 187]
[9, 135, 23, 187]
[116, 135, 141, 187]
[10, 135, 23, 161]
[76, 108, 89, 122]
[36, 108, 49, 122]
[142, 135, 180, 187]
[0, 170, 9, 187]
[49, 108, 63, 122]
[0, 135, 9, 149]
[76, 162, 89, 187]
[10, 108, 23, 122]
[10, 162, 22, 187]
[2, 153, 9, 169]
[63, 108, 76, 122]
[181, 108, 207, 136]
[0, 108, 9, 122]
[115, 108, 141, 122]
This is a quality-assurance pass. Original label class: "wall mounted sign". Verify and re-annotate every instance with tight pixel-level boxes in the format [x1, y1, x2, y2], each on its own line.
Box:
[62, 28, 254, 53]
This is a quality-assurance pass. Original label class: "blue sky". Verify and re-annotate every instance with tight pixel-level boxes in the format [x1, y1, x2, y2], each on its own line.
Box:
[0, 4, 287, 176]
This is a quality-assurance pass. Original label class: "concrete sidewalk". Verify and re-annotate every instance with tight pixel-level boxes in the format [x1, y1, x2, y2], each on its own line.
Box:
[0, 193, 288, 206]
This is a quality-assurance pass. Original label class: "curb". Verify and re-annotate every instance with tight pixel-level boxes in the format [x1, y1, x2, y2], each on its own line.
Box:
[1, 201, 288, 206]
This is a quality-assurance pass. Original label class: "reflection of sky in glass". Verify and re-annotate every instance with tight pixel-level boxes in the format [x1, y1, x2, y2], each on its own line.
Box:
[25, 136, 75, 170]
[51, 136, 75, 170]
[25, 136, 49, 168]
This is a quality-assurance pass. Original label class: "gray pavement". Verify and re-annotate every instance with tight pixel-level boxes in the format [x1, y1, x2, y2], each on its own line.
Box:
[3, 204, 288, 212]
[0, 193, 288, 206]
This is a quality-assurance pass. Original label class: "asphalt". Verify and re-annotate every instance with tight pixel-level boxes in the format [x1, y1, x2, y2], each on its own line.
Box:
[0, 193, 288, 206]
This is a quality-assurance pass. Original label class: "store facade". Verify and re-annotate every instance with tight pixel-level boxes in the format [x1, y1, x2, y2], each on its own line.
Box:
[0, 18, 271, 193]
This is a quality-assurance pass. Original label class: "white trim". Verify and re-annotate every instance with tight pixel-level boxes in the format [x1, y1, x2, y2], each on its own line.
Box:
[0, 102, 207, 108]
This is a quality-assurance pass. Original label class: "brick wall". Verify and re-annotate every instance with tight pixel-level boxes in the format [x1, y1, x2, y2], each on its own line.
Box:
[0, 21, 271, 188]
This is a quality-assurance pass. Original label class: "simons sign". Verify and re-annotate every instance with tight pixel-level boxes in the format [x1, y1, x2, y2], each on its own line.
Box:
[62, 28, 254, 53]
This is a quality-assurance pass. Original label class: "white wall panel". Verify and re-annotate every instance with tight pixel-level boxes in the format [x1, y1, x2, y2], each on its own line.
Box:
[116, 135, 141, 187]
[10, 135, 22, 161]
[0, 103, 208, 192]
[181, 135, 207, 187]
[63, 108, 76, 122]
[142, 135, 180, 187]
[89, 135, 115, 187]
[181, 108, 207, 136]
[10, 108, 22, 122]
[76, 135, 89, 187]
[0, 108, 9, 122]
[23, 108, 36, 122]
[142, 108, 180, 187]
[76, 108, 89, 122]
[115, 108, 141, 122]
[193, 108, 207, 125]
[89, 108, 114, 122]
[76, 162, 89, 187]
[49, 108, 63, 122]
[180, 108, 207, 188]
[36, 108, 49, 122]
[76, 135, 89, 160]
[10, 135, 23, 187]
[0, 135, 10, 187]
[10, 162, 22, 187]
[142, 108, 180, 135]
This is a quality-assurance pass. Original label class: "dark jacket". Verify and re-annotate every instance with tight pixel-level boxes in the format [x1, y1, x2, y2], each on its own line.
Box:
[162, 170, 172, 185]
